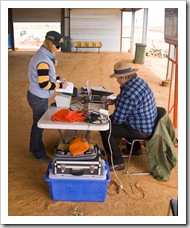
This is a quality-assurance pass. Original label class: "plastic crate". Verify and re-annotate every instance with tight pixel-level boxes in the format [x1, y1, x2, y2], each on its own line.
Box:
[45, 161, 110, 202]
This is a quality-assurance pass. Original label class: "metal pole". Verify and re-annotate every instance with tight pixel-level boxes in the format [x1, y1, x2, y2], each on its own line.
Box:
[129, 11, 135, 53]
[142, 8, 148, 44]
[173, 47, 178, 129]
[8, 8, 15, 50]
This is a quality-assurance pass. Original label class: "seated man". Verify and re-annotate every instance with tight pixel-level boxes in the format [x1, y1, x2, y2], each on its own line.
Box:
[100, 60, 158, 171]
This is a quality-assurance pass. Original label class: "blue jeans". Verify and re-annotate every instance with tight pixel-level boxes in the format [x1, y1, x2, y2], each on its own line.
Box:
[27, 90, 48, 159]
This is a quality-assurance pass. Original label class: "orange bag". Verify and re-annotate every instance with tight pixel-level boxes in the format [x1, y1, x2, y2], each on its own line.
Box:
[51, 109, 85, 122]
[69, 135, 89, 156]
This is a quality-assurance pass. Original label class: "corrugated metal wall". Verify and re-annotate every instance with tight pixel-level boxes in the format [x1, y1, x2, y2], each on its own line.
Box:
[70, 8, 121, 52]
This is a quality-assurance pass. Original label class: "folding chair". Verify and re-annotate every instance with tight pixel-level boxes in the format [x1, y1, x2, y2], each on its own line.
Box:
[122, 106, 176, 180]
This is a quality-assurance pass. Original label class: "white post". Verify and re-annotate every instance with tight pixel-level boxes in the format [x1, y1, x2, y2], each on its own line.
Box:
[129, 11, 135, 53]
[142, 8, 148, 44]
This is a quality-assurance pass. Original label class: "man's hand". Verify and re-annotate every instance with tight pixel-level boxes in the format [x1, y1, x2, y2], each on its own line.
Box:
[103, 98, 115, 106]
[62, 81, 68, 89]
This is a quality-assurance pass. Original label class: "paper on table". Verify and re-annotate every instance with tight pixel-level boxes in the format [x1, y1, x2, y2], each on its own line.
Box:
[56, 82, 74, 94]
[107, 94, 116, 100]
[90, 86, 107, 91]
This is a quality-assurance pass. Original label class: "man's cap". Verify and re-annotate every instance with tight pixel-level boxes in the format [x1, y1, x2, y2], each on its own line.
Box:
[110, 61, 138, 78]
[45, 31, 65, 49]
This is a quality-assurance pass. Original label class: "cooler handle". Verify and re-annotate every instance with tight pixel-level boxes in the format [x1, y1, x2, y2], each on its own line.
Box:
[71, 169, 84, 176]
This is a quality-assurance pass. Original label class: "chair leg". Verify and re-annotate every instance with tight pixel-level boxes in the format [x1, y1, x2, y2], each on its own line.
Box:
[126, 141, 134, 174]
[123, 139, 151, 175]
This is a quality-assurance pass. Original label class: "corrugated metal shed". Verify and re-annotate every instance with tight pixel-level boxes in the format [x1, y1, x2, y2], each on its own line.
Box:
[9, 8, 144, 52]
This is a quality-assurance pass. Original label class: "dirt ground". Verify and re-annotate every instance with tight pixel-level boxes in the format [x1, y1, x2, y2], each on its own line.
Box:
[7, 51, 178, 223]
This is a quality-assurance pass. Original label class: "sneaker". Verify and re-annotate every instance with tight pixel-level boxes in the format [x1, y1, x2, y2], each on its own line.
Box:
[122, 148, 142, 156]
[34, 154, 52, 163]
[109, 163, 125, 171]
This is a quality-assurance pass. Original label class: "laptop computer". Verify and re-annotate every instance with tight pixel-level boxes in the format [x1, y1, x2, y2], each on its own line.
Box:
[86, 80, 113, 104]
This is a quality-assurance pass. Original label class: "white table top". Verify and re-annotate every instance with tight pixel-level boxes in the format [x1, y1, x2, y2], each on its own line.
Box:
[37, 106, 109, 131]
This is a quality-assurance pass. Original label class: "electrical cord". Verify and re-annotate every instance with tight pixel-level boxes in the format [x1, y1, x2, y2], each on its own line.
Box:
[86, 109, 124, 192]
[107, 115, 123, 193]
[84, 109, 109, 125]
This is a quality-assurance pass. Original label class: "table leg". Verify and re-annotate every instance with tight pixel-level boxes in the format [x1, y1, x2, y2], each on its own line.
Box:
[58, 129, 65, 143]
[85, 130, 91, 141]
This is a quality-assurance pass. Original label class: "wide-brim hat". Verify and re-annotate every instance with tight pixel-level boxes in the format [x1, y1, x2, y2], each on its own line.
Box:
[45, 31, 65, 49]
[110, 61, 138, 78]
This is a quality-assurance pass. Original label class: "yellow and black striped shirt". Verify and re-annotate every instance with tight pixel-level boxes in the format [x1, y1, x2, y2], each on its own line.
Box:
[37, 62, 62, 90]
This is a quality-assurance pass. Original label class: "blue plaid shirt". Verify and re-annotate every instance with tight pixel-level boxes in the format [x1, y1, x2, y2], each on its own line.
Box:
[111, 75, 158, 135]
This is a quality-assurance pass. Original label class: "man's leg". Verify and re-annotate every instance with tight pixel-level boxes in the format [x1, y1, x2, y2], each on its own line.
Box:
[100, 128, 124, 165]
[100, 123, 146, 165]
